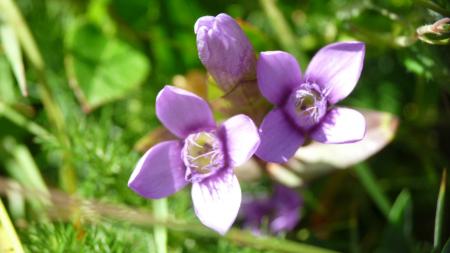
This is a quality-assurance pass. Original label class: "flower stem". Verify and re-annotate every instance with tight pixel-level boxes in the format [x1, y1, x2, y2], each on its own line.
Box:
[153, 199, 168, 253]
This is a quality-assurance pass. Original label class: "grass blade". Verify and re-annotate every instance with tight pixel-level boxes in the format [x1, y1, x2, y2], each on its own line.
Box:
[0, 24, 27, 96]
[354, 163, 391, 218]
[0, 198, 25, 253]
[434, 169, 447, 250]
[0, 0, 44, 70]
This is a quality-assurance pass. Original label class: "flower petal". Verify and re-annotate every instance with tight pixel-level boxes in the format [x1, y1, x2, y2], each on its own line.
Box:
[128, 141, 188, 199]
[191, 172, 241, 234]
[305, 41, 365, 104]
[311, 107, 366, 144]
[257, 51, 302, 105]
[255, 109, 305, 163]
[156, 86, 216, 138]
[219, 114, 260, 167]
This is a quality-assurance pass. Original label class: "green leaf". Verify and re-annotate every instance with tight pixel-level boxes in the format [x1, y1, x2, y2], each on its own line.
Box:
[0, 24, 27, 96]
[375, 190, 413, 253]
[65, 23, 150, 111]
[0, 55, 18, 103]
[388, 190, 412, 227]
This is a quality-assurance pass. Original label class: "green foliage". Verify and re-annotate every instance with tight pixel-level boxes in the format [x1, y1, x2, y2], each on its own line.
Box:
[66, 22, 151, 111]
[0, 0, 449, 252]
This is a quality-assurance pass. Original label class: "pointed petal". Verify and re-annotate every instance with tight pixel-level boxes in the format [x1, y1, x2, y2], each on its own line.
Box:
[220, 114, 260, 167]
[156, 86, 216, 138]
[311, 107, 366, 144]
[305, 42, 365, 104]
[191, 172, 241, 234]
[128, 141, 188, 199]
[257, 51, 302, 105]
[255, 109, 305, 163]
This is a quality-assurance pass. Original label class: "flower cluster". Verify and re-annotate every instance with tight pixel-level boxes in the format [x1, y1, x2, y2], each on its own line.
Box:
[128, 13, 366, 234]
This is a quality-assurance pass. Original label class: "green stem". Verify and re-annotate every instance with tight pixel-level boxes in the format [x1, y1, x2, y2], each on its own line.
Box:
[354, 164, 391, 218]
[153, 199, 168, 253]
[259, 0, 307, 64]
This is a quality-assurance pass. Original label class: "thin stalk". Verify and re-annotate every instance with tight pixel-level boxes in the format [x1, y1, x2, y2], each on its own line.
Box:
[153, 199, 168, 253]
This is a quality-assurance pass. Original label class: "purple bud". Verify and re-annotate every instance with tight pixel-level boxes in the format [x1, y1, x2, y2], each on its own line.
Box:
[195, 13, 256, 91]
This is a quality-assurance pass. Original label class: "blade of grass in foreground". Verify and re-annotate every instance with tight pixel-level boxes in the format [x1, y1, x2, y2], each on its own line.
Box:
[0, 24, 27, 96]
[0, 198, 25, 253]
[434, 169, 447, 251]
[0, 177, 340, 253]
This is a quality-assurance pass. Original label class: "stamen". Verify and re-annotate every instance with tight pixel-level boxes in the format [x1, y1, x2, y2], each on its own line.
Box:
[286, 82, 327, 129]
[182, 131, 225, 182]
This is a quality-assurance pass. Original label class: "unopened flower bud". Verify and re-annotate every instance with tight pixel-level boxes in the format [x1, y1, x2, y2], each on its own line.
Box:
[195, 13, 256, 91]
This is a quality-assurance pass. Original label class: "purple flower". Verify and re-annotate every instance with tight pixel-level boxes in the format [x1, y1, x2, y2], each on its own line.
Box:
[128, 86, 260, 234]
[255, 42, 367, 163]
[242, 185, 302, 234]
[195, 13, 256, 91]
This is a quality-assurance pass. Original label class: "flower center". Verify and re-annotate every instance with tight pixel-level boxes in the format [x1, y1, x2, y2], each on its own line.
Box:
[286, 82, 327, 129]
[182, 131, 224, 182]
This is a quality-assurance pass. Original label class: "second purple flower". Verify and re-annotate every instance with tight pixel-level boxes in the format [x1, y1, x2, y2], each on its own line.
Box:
[256, 42, 367, 163]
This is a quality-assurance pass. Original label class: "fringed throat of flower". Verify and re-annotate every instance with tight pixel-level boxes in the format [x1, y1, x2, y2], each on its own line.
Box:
[287, 82, 327, 129]
[182, 131, 225, 182]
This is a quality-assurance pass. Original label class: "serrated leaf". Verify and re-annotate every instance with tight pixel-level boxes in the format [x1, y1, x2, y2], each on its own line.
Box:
[65, 23, 150, 111]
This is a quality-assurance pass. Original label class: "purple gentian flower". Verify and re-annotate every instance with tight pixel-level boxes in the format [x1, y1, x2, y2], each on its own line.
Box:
[128, 86, 260, 234]
[242, 185, 302, 234]
[255, 42, 366, 163]
[195, 13, 256, 91]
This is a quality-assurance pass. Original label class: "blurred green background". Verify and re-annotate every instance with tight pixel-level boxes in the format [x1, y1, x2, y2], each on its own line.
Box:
[0, 0, 449, 252]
